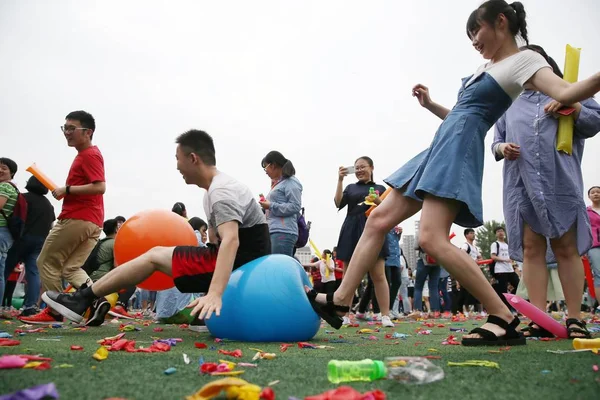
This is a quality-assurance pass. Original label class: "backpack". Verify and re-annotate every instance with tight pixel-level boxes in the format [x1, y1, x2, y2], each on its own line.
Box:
[295, 208, 310, 248]
[489, 241, 500, 277]
[81, 238, 112, 275]
[0, 182, 28, 240]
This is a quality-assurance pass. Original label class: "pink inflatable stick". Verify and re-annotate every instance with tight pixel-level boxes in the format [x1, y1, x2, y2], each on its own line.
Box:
[503, 293, 568, 339]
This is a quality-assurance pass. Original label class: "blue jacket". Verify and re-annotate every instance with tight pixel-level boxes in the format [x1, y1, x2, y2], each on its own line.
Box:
[266, 176, 303, 236]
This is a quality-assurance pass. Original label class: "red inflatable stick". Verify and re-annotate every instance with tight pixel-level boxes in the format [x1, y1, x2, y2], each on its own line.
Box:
[583, 256, 596, 299]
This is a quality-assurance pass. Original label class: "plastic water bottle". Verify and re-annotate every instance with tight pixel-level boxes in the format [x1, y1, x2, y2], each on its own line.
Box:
[327, 359, 387, 383]
[384, 357, 444, 384]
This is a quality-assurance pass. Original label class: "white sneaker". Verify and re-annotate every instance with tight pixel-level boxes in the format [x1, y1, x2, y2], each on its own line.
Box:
[381, 315, 394, 327]
[342, 316, 351, 326]
[355, 312, 368, 320]
[372, 313, 382, 322]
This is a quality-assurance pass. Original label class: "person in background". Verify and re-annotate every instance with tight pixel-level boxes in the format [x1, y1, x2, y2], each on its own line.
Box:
[21, 111, 106, 325]
[259, 151, 302, 257]
[307, 256, 323, 293]
[172, 202, 188, 219]
[333, 157, 393, 327]
[0, 157, 19, 316]
[384, 226, 403, 319]
[303, 250, 336, 294]
[4, 176, 55, 317]
[332, 247, 344, 290]
[586, 186, 600, 312]
[189, 217, 208, 247]
[1, 263, 22, 318]
[493, 45, 600, 338]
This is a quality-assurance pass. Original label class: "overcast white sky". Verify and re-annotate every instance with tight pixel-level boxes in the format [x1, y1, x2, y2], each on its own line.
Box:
[2, 0, 599, 250]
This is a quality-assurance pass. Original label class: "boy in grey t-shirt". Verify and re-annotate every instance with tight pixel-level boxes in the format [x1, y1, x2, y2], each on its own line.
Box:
[42, 130, 271, 326]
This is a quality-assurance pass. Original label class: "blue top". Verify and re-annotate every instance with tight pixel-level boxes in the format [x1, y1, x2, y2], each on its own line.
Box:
[335, 180, 389, 262]
[385, 228, 402, 268]
[265, 175, 303, 236]
[385, 50, 549, 227]
[492, 91, 600, 263]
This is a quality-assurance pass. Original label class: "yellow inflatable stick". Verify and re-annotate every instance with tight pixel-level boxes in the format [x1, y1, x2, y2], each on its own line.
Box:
[309, 239, 321, 257]
[309, 239, 330, 278]
[556, 44, 581, 155]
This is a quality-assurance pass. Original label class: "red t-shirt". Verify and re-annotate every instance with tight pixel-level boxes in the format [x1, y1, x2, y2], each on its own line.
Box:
[58, 146, 105, 227]
[334, 259, 344, 280]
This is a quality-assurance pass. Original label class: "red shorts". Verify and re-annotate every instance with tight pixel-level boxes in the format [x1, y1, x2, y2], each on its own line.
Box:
[171, 245, 219, 293]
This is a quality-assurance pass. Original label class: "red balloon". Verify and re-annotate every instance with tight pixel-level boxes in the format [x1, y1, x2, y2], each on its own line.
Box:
[114, 209, 198, 291]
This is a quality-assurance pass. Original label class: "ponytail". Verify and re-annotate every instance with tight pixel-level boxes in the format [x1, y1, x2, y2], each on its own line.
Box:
[281, 160, 296, 178]
[509, 2, 529, 45]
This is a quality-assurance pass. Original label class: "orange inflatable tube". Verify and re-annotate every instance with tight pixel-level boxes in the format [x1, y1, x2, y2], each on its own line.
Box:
[26, 163, 63, 200]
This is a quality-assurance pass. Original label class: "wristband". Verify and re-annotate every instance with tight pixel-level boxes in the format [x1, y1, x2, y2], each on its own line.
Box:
[66, 186, 71, 195]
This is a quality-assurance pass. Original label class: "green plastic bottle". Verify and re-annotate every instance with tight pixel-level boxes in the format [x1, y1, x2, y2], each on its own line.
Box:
[327, 359, 387, 383]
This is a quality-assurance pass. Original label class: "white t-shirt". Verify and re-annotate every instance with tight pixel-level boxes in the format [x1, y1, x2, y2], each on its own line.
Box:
[491, 241, 513, 274]
[320, 259, 336, 283]
[466, 50, 550, 100]
[203, 172, 266, 234]
[400, 256, 409, 279]
[461, 242, 480, 262]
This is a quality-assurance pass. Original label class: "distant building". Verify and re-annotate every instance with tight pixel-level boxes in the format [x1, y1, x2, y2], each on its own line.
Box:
[401, 234, 417, 270]
[295, 246, 313, 265]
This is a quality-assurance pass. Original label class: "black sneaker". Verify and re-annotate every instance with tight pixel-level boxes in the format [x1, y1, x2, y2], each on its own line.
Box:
[19, 307, 40, 317]
[41, 291, 89, 324]
[85, 297, 110, 327]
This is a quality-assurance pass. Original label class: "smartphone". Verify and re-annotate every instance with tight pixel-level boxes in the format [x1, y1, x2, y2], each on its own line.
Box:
[345, 166, 356, 174]
[556, 106, 576, 116]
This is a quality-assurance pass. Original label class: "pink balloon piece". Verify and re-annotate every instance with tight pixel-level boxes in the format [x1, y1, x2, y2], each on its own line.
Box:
[0, 355, 27, 369]
[503, 293, 568, 339]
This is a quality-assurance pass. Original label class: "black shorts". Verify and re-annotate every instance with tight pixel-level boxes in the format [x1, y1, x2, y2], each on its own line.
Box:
[171, 224, 271, 293]
[171, 244, 219, 293]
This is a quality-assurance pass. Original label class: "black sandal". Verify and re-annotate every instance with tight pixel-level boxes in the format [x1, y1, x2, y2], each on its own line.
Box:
[306, 290, 349, 330]
[521, 322, 554, 338]
[566, 318, 591, 339]
[461, 315, 526, 347]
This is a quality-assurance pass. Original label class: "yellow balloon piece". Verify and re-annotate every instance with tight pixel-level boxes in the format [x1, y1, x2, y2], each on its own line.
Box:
[105, 292, 118, 308]
[447, 360, 499, 368]
[185, 377, 255, 400]
[556, 44, 581, 155]
[23, 361, 44, 369]
[93, 346, 109, 361]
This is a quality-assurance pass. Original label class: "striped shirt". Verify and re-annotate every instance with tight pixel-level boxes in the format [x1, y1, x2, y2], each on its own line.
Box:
[0, 182, 18, 227]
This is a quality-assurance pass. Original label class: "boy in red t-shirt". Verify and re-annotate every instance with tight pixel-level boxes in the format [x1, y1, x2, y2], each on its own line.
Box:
[20, 111, 106, 324]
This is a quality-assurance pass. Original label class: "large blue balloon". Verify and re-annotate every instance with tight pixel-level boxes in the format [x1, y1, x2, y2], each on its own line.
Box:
[205, 254, 321, 342]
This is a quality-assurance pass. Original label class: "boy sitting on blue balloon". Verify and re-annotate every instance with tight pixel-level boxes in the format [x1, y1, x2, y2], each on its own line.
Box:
[42, 130, 271, 326]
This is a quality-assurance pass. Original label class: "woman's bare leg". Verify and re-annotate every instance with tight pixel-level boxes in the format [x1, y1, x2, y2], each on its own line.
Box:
[550, 227, 585, 335]
[311, 189, 421, 308]
[416, 195, 513, 339]
[370, 258, 390, 316]
[521, 224, 549, 331]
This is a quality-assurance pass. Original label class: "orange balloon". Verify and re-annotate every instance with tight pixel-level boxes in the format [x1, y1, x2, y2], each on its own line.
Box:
[114, 209, 198, 291]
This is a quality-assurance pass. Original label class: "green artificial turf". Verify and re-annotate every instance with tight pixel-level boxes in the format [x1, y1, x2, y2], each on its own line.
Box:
[1, 317, 599, 400]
